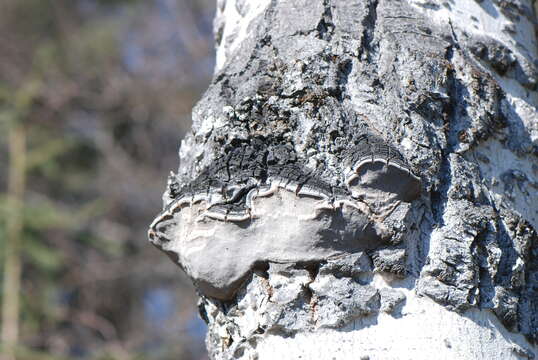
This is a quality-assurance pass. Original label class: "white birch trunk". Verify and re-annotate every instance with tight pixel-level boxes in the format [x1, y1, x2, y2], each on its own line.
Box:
[149, 0, 538, 359]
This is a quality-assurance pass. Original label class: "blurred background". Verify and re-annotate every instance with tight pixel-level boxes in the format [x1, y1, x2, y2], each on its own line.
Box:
[0, 0, 215, 359]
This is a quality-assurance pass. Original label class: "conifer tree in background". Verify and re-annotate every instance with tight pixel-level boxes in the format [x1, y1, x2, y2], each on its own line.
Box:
[0, 1, 214, 359]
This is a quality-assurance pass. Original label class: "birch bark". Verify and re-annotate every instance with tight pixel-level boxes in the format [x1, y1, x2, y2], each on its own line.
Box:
[150, 0, 538, 359]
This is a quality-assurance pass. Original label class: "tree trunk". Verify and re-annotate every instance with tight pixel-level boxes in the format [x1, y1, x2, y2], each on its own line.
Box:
[149, 0, 538, 359]
[2, 122, 26, 360]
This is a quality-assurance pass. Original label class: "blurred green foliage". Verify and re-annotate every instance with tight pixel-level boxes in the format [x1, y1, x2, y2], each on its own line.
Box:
[0, 0, 214, 359]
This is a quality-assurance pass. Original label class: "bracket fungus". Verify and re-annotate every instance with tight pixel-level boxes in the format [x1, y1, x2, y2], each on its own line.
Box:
[149, 134, 421, 300]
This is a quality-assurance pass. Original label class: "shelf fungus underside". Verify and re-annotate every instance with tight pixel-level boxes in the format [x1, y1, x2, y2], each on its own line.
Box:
[149, 136, 421, 300]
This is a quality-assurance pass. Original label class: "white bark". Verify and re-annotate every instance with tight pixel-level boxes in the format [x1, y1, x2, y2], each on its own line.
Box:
[149, 0, 538, 359]
[222, 276, 534, 360]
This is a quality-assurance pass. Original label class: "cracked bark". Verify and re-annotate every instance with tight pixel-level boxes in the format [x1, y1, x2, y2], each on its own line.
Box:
[149, 0, 538, 359]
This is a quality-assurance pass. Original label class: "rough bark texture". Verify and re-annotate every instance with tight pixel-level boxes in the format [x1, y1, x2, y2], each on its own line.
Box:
[149, 0, 538, 358]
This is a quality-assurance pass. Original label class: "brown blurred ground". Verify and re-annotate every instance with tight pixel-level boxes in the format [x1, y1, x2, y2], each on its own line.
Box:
[0, 0, 215, 359]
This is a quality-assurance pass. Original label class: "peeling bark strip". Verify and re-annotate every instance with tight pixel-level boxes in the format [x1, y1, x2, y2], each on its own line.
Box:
[150, 0, 538, 358]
